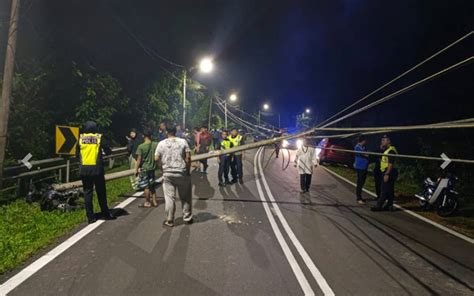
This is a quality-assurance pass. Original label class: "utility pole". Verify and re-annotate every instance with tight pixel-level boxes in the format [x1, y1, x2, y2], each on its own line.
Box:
[207, 96, 212, 130]
[0, 0, 21, 188]
[182, 70, 187, 129]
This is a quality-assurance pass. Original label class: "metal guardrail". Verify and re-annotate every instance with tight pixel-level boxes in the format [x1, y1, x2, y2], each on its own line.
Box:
[0, 147, 128, 195]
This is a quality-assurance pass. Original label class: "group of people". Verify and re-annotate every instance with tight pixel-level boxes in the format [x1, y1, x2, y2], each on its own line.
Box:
[353, 135, 398, 211]
[123, 123, 246, 226]
[79, 121, 193, 227]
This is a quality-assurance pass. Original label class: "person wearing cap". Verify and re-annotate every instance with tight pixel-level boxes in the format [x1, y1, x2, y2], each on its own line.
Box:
[371, 135, 398, 211]
[354, 135, 369, 204]
[229, 128, 245, 184]
[217, 130, 233, 186]
[79, 121, 116, 224]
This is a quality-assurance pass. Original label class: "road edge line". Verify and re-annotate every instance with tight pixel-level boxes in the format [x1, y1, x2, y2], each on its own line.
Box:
[254, 148, 315, 295]
[0, 191, 144, 295]
[321, 166, 474, 244]
[258, 149, 335, 296]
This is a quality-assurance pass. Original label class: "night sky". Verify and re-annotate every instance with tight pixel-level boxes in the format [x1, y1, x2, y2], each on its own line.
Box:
[1, 0, 473, 127]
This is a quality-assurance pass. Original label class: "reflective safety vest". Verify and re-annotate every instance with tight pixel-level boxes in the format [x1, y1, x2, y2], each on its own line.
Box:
[220, 139, 232, 150]
[79, 133, 102, 166]
[228, 135, 243, 155]
[380, 145, 398, 172]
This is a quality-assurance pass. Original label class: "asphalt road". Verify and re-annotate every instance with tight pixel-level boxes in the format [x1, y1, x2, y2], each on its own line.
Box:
[3, 147, 474, 295]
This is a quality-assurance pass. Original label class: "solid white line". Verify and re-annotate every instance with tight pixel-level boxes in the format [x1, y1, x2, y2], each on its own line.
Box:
[254, 148, 315, 296]
[0, 191, 144, 295]
[257, 149, 335, 296]
[321, 166, 474, 244]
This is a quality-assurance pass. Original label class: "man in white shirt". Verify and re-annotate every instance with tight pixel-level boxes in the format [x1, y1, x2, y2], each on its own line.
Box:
[295, 138, 318, 193]
[155, 125, 192, 227]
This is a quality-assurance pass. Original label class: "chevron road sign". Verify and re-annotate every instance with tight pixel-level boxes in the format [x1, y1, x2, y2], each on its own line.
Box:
[55, 125, 79, 155]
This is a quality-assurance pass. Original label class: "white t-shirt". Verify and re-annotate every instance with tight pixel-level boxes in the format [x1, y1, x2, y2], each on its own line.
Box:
[295, 146, 318, 174]
[155, 137, 191, 173]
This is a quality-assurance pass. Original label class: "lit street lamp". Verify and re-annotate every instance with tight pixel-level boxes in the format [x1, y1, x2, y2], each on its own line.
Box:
[225, 93, 238, 129]
[258, 103, 270, 127]
[182, 57, 214, 129]
[305, 108, 311, 114]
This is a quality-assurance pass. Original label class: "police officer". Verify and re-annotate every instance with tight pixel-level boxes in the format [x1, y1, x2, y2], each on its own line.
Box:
[371, 135, 398, 212]
[79, 121, 116, 224]
[217, 130, 233, 187]
[229, 128, 244, 184]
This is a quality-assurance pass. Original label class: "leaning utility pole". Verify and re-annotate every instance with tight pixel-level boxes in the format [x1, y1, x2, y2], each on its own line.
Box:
[0, 0, 21, 187]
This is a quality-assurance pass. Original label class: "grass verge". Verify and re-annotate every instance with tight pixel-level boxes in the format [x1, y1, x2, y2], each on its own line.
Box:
[324, 164, 474, 238]
[0, 176, 133, 276]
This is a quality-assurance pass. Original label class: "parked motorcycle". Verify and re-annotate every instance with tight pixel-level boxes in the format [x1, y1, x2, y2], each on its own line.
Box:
[415, 173, 459, 217]
[26, 184, 84, 212]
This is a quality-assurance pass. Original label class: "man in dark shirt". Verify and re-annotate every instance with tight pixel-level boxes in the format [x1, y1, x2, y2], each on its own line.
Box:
[126, 128, 143, 185]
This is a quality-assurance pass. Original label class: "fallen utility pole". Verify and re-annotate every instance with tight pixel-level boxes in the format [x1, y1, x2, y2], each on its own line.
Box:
[0, 0, 21, 188]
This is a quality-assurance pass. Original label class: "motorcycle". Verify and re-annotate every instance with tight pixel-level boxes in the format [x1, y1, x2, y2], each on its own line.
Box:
[415, 173, 459, 217]
[26, 184, 84, 212]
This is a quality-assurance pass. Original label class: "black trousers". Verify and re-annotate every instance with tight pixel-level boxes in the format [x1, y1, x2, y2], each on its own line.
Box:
[81, 174, 110, 220]
[218, 156, 231, 183]
[275, 143, 280, 158]
[356, 169, 368, 200]
[373, 168, 382, 199]
[376, 170, 398, 209]
[231, 154, 243, 180]
[300, 174, 312, 191]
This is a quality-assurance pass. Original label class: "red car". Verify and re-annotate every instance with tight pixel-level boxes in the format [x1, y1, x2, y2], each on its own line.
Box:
[316, 138, 354, 166]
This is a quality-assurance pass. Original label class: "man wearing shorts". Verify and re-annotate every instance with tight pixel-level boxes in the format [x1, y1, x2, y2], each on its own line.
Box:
[135, 130, 158, 208]
[155, 125, 192, 227]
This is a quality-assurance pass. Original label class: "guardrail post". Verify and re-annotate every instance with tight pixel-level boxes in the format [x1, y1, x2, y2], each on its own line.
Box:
[58, 168, 62, 183]
[109, 157, 115, 169]
[66, 159, 70, 183]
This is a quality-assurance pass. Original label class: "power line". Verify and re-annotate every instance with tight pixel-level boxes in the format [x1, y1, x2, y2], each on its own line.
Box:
[319, 56, 473, 128]
[317, 31, 473, 128]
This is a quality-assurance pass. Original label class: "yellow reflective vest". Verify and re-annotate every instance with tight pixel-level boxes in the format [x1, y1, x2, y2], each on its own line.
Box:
[380, 145, 398, 172]
[79, 133, 103, 175]
[228, 135, 243, 155]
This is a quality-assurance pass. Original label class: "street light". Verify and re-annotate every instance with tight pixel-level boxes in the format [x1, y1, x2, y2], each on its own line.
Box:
[225, 93, 238, 129]
[259, 103, 270, 127]
[183, 57, 214, 129]
[305, 108, 311, 114]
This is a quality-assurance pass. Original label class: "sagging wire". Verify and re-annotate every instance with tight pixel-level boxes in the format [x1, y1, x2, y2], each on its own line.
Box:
[317, 31, 473, 128]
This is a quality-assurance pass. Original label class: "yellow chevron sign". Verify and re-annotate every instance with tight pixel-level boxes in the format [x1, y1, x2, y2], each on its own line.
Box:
[55, 125, 79, 155]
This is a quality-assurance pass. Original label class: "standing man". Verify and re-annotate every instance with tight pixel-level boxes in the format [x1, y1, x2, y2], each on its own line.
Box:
[294, 137, 318, 193]
[135, 130, 158, 208]
[354, 135, 369, 205]
[372, 135, 398, 212]
[78, 121, 116, 224]
[196, 126, 212, 173]
[176, 125, 184, 139]
[157, 122, 167, 142]
[155, 125, 193, 227]
[229, 128, 245, 184]
[372, 138, 385, 200]
[126, 128, 142, 186]
[217, 130, 233, 187]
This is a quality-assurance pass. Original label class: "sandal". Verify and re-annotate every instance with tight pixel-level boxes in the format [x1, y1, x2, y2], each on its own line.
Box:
[163, 220, 174, 227]
[138, 202, 152, 208]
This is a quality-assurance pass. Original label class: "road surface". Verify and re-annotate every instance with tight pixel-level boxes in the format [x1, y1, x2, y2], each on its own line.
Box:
[2, 147, 473, 295]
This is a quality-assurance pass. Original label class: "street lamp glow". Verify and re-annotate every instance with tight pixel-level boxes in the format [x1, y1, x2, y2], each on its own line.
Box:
[229, 93, 237, 102]
[305, 108, 311, 114]
[263, 103, 270, 110]
[199, 57, 214, 73]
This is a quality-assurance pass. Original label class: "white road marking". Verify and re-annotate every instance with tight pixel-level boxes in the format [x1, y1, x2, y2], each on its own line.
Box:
[257, 149, 335, 296]
[253, 148, 315, 296]
[0, 191, 144, 295]
[321, 166, 474, 244]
